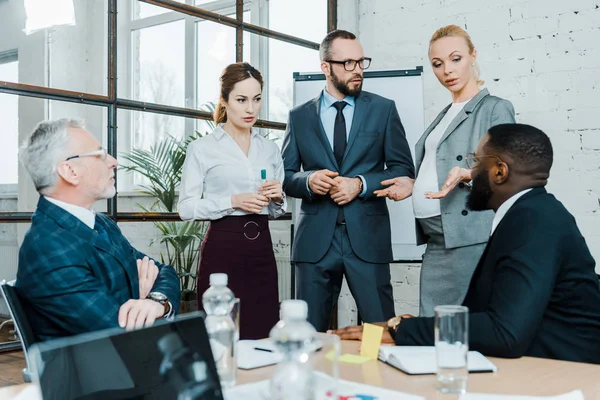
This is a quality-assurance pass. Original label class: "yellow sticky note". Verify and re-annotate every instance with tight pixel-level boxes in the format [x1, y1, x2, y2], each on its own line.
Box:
[339, 353, 371, 364]
[360, 323, 384, 359]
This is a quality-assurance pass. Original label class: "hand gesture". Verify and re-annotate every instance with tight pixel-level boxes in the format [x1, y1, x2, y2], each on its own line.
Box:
[425, 167, 471, 199]
[374, 176, 415, 201]
[232, 193, 269, 213]
[330, 177, 362, 205]
[137, 256, 158, 300]
[258, 180, 283, 204]
[308, 169, 339, 195]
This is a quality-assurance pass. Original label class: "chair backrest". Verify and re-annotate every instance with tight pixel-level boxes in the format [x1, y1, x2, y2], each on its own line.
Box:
[0, 282, 37, 364]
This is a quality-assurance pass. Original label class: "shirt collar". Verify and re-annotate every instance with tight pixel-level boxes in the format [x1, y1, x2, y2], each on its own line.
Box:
[44, 196, 96, 229]
[214, 123, 259, 141]
[490, 188, 533, 235]
[321, 88, 355, 109]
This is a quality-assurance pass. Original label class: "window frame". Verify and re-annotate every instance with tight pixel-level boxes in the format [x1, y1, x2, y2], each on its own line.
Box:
[0, 0, 335, 222]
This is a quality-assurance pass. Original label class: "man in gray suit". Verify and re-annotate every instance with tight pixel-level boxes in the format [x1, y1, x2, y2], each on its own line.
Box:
[282, 30, 415, 331]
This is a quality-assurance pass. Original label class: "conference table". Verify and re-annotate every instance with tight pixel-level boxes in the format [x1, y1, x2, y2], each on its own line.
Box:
[1, 341, 599, 399]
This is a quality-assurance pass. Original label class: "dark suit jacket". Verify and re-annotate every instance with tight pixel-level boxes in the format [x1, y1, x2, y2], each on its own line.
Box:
[395, 188, 600, 364]
[282, 90, 415, 263]
[16, 197, 180, 342]
[414, 89, 515, 248]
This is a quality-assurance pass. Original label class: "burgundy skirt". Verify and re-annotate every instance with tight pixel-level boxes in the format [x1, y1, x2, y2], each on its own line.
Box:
[196, 214, 279, 339]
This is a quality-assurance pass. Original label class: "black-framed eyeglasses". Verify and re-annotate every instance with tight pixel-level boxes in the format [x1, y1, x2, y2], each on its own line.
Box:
[325, 57, 372, 71]
[65, 148, 108, 161]
[465, 152, 504, 169]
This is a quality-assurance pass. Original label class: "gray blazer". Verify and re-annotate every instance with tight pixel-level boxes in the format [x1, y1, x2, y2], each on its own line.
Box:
[414, 88, 515, 248]
[282, 90, 415, 264]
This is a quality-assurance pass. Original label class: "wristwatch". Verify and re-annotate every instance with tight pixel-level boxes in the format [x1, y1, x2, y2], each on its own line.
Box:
[387, 315, 403, 339]
[147, 292, 170, 317]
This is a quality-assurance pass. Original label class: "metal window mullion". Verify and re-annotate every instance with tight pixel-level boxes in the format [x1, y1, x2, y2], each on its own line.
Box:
[256, 0, 269, 123]
[236, 0, 243, 62]
[184, 13, 197, 139]
[107, 0, 118, 219]
[327, 0, 337, 32]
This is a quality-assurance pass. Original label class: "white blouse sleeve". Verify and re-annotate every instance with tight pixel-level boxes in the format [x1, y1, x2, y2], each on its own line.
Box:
[177, 141, 234, 221]
[268, 145, 287, 219]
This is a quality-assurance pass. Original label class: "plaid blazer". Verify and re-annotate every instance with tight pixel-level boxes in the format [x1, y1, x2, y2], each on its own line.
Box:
[16, 197, 180, 341]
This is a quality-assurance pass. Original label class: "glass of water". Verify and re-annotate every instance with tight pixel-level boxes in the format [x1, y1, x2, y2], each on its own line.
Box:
[434, 305, 469, 394]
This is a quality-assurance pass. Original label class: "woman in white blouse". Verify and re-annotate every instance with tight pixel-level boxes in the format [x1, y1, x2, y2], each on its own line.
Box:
[178, 62, 286, 339]
[377, 25, 515, 317]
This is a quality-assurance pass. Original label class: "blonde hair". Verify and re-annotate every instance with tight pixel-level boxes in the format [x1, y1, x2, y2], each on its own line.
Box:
[430, 25, 484, 87]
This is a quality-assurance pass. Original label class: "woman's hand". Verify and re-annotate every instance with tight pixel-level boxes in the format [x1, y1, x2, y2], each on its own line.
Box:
[425, 167, 471, 199]
[231, 193, 269, 213]
[374, 177, 415, 201]
[258, 180, 284, 204]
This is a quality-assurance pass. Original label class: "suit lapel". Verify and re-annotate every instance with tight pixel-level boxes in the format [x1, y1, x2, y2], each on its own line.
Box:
[415, 105, 451, 174]
[94, 215, 138, 298]
[310, 95, 339, 169]
[343, 93, 370, 162]
[437, 88, 490, 148]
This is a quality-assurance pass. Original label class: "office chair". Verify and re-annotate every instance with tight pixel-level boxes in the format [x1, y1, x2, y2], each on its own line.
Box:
[1, 280, 36, 382]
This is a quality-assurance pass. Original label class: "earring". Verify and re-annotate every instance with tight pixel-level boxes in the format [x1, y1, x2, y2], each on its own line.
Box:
[471, 62, 475, 66]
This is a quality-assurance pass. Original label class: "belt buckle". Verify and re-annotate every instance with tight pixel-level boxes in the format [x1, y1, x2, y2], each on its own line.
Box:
[243, 221, 260, 240]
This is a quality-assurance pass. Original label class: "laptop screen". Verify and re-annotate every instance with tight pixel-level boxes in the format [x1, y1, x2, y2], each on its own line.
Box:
[28, 312, 224, 400]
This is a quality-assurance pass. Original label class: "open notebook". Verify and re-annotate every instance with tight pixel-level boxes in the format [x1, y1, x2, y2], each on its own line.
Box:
[378, 346, 497, 375]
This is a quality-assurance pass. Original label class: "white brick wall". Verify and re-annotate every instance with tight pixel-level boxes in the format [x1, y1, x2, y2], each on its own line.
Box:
[333, 0, 600, 322]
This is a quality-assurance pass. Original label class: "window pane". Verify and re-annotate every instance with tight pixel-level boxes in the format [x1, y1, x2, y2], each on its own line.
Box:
[117, 109, 197, 199]
[267, 38, 320, 123]
[0, 0, 107, 95]
[132, 0, 186, 20]
[0, 95, 106, 212]
[268, 0, 327, 43]
[132, 20, 186, 108]
[194, 0, 219, 5]
[0, 60, 19, 185]
[196, 14, 251, 111]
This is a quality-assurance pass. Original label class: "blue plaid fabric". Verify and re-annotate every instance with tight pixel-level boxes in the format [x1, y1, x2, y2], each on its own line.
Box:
[16, 197, 180, 341]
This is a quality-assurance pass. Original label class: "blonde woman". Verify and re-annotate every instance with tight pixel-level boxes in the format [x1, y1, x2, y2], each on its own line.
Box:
[377, 25, 515, 316]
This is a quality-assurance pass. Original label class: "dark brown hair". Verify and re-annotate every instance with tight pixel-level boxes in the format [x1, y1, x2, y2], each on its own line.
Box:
[319, 30, 357, 61]
[214, 62, 264, 125]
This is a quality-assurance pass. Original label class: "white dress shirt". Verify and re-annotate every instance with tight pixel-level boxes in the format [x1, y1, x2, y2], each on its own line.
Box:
[413, 100, 469, 219]
[178, 125, 287, 221]
[490, 188, 533, 235]
[44, 196, 96, 228]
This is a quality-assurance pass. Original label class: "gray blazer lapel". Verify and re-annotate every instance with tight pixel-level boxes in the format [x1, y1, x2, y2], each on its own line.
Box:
[310, 95, 339, 169]
[415, 104, 451, 174]
[438, 88, 491, 148]
[343, 93, 370, 161]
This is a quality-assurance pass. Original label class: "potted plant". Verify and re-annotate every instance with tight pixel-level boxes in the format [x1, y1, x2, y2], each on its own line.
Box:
[121, 121, 214, 313]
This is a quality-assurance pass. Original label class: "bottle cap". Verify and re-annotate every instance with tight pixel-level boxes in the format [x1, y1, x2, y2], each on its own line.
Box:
[261, 169, 267, 180]
[209, 273, 228, 286]
[281, 299, 308, 320]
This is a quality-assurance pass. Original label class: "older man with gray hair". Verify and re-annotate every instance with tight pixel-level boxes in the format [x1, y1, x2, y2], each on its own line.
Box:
[16, 119, 180, 342]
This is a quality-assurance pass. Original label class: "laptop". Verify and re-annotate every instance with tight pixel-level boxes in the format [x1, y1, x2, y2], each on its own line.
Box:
[27, 312, 224, 400]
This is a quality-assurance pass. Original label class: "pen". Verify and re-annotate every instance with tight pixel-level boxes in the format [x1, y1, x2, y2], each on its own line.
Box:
[260, 169, 267, 185]
[254, 347, 274, 353]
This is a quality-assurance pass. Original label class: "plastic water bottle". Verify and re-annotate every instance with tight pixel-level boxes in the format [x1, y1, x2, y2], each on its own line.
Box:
[202, 273, 237, 388]
[269, 300, 317, 400]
